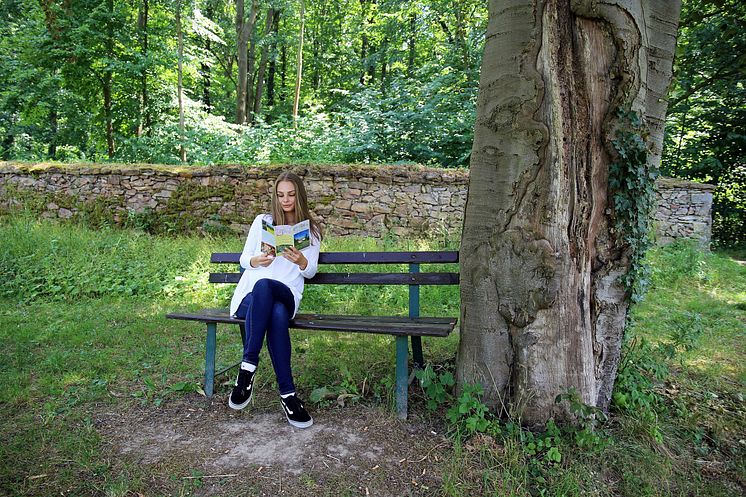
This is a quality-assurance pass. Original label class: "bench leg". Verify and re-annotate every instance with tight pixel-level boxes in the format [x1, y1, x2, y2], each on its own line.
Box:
[204, 322, 217, 398]
[395, 335, 408, 420]
[411, 336, 424, 369]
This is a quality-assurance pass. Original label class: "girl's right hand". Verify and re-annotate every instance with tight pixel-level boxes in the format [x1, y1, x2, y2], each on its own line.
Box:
[250, 254, 275, 268]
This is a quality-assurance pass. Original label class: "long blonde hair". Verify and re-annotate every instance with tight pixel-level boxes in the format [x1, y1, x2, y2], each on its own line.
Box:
[270, 171, 322, 241]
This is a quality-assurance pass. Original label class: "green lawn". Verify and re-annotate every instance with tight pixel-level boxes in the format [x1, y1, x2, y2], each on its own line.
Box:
[0, 217, 743, 496]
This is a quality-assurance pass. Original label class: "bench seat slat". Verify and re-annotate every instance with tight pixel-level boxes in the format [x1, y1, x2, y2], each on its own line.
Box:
[166, 311, 456, 337]
[211, 251, 459, 265]
[209, 272, 459, 285]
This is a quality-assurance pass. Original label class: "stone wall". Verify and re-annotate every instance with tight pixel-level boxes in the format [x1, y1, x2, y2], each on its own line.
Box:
[0, 162, 713, 245]
[654, 177, 715, 246]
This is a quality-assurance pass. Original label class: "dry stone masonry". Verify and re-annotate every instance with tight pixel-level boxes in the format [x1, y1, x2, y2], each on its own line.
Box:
[0, 162, 713, 246]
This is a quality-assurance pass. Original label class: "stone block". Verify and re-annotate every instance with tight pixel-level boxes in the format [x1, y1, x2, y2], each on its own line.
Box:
[335, 200, 352, 210]
[351, 202, 369, 213]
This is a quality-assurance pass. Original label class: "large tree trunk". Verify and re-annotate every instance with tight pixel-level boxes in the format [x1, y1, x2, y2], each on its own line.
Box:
[457, 0, 681, 426]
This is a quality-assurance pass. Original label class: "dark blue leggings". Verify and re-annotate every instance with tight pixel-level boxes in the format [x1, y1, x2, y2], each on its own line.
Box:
[234, 278, 296, 395]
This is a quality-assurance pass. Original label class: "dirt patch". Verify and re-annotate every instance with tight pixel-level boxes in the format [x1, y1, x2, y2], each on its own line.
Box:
[95, 394, 451, 496]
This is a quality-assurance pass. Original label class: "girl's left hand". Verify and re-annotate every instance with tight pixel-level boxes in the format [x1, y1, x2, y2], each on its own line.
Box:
[283, 246, 308, 269]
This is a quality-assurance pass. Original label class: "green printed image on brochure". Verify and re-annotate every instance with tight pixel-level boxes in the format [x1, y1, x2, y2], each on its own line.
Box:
[261, 219, 310, 256]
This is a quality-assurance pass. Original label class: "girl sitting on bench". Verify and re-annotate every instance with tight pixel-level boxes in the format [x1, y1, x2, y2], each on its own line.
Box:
[227, 171, 322, 429]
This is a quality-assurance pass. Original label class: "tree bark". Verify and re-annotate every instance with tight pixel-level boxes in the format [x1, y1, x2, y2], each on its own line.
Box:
[137, 0, 149, 136]
[251, 8, 275, 122]
[176, 0, 186, 162]
[103, 0, 115, 158]
[457, 0, 681, 426]
[292, 0, 305, 125]
[236, 0, 257, 124]
[48, 108, 57, 157]
[407, 13, 416, 78]
[267, 9, 281, 107]
[245, 0, 259, 121]
[201, 3, 214, 113]
[281, 32, 287, 101]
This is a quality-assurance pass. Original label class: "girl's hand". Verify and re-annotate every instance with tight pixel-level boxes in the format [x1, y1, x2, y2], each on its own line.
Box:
[250, 254, 275, 268]
[283, 246, 308, 270]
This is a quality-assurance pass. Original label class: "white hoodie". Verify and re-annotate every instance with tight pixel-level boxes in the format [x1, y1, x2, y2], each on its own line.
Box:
[229, 214, 320, 318]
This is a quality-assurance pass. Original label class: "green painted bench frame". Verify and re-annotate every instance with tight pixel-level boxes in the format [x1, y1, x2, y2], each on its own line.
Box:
[166, 251, 459, 419]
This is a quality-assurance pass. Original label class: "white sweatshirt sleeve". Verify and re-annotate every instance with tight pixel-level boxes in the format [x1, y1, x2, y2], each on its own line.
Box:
[239, 215, 264, 270]
[299, 234, 320, 279]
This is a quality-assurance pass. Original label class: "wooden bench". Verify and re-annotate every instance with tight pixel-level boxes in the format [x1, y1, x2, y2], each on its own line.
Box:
[166, 250, 459, 418]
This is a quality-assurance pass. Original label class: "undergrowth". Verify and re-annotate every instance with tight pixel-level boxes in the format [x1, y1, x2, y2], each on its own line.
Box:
[416, 240, 744, 496]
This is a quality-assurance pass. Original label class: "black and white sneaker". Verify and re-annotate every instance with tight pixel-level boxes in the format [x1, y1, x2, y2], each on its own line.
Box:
[280, 394, 313, 428]
[228, 368, 255, 410]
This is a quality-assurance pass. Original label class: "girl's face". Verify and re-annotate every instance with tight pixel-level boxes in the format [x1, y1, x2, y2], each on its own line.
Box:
[276, 180, 297, 215]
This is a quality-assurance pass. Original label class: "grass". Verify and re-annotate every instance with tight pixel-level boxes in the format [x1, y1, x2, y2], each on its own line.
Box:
[0, 217, 743, 496]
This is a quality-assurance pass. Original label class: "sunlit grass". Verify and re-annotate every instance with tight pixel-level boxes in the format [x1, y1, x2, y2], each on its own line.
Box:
[630, 241, 746, 383]
[1, 218, 743, 496]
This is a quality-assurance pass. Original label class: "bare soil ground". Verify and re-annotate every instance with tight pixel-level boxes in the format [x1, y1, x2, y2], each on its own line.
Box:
[95, 392, 452, 496]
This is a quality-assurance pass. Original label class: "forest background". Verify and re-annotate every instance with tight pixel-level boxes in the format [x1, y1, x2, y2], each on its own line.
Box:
[0, 0, 743, 246]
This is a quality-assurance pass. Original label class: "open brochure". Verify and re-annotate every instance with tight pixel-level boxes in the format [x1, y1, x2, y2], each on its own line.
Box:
[261, 219, 311, 256]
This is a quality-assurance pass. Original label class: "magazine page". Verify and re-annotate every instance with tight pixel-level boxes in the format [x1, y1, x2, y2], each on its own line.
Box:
[274, 224, 294, 255]
[292, 220, 311, 250]
[261, 220, 276, 257]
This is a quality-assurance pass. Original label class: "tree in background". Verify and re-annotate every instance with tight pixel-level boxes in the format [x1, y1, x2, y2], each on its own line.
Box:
[0, 0, 488, 166]
[457, 0, 681, 425]
[663, 0, 745, 247]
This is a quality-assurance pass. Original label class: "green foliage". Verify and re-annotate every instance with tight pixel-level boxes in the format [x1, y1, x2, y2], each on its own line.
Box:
[555, 389, 609, 450]
[415, 364, 454, 411]
[662, 0, 746, 247]
[0, 0, 486, 168]
[612, 243, 727, 444]
[0, 216, 222, 303]
[446, 383, 492, 436]
[609, 108, 658, 301]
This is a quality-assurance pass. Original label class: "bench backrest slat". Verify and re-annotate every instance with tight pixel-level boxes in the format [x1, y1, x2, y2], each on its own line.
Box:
[211, 251, 459, 265]
[209, 272, 459, 285]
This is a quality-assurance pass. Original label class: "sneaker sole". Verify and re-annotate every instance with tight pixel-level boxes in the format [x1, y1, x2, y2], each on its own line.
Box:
[285, 413, 313, 429]
[228, 391, 252, 410]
